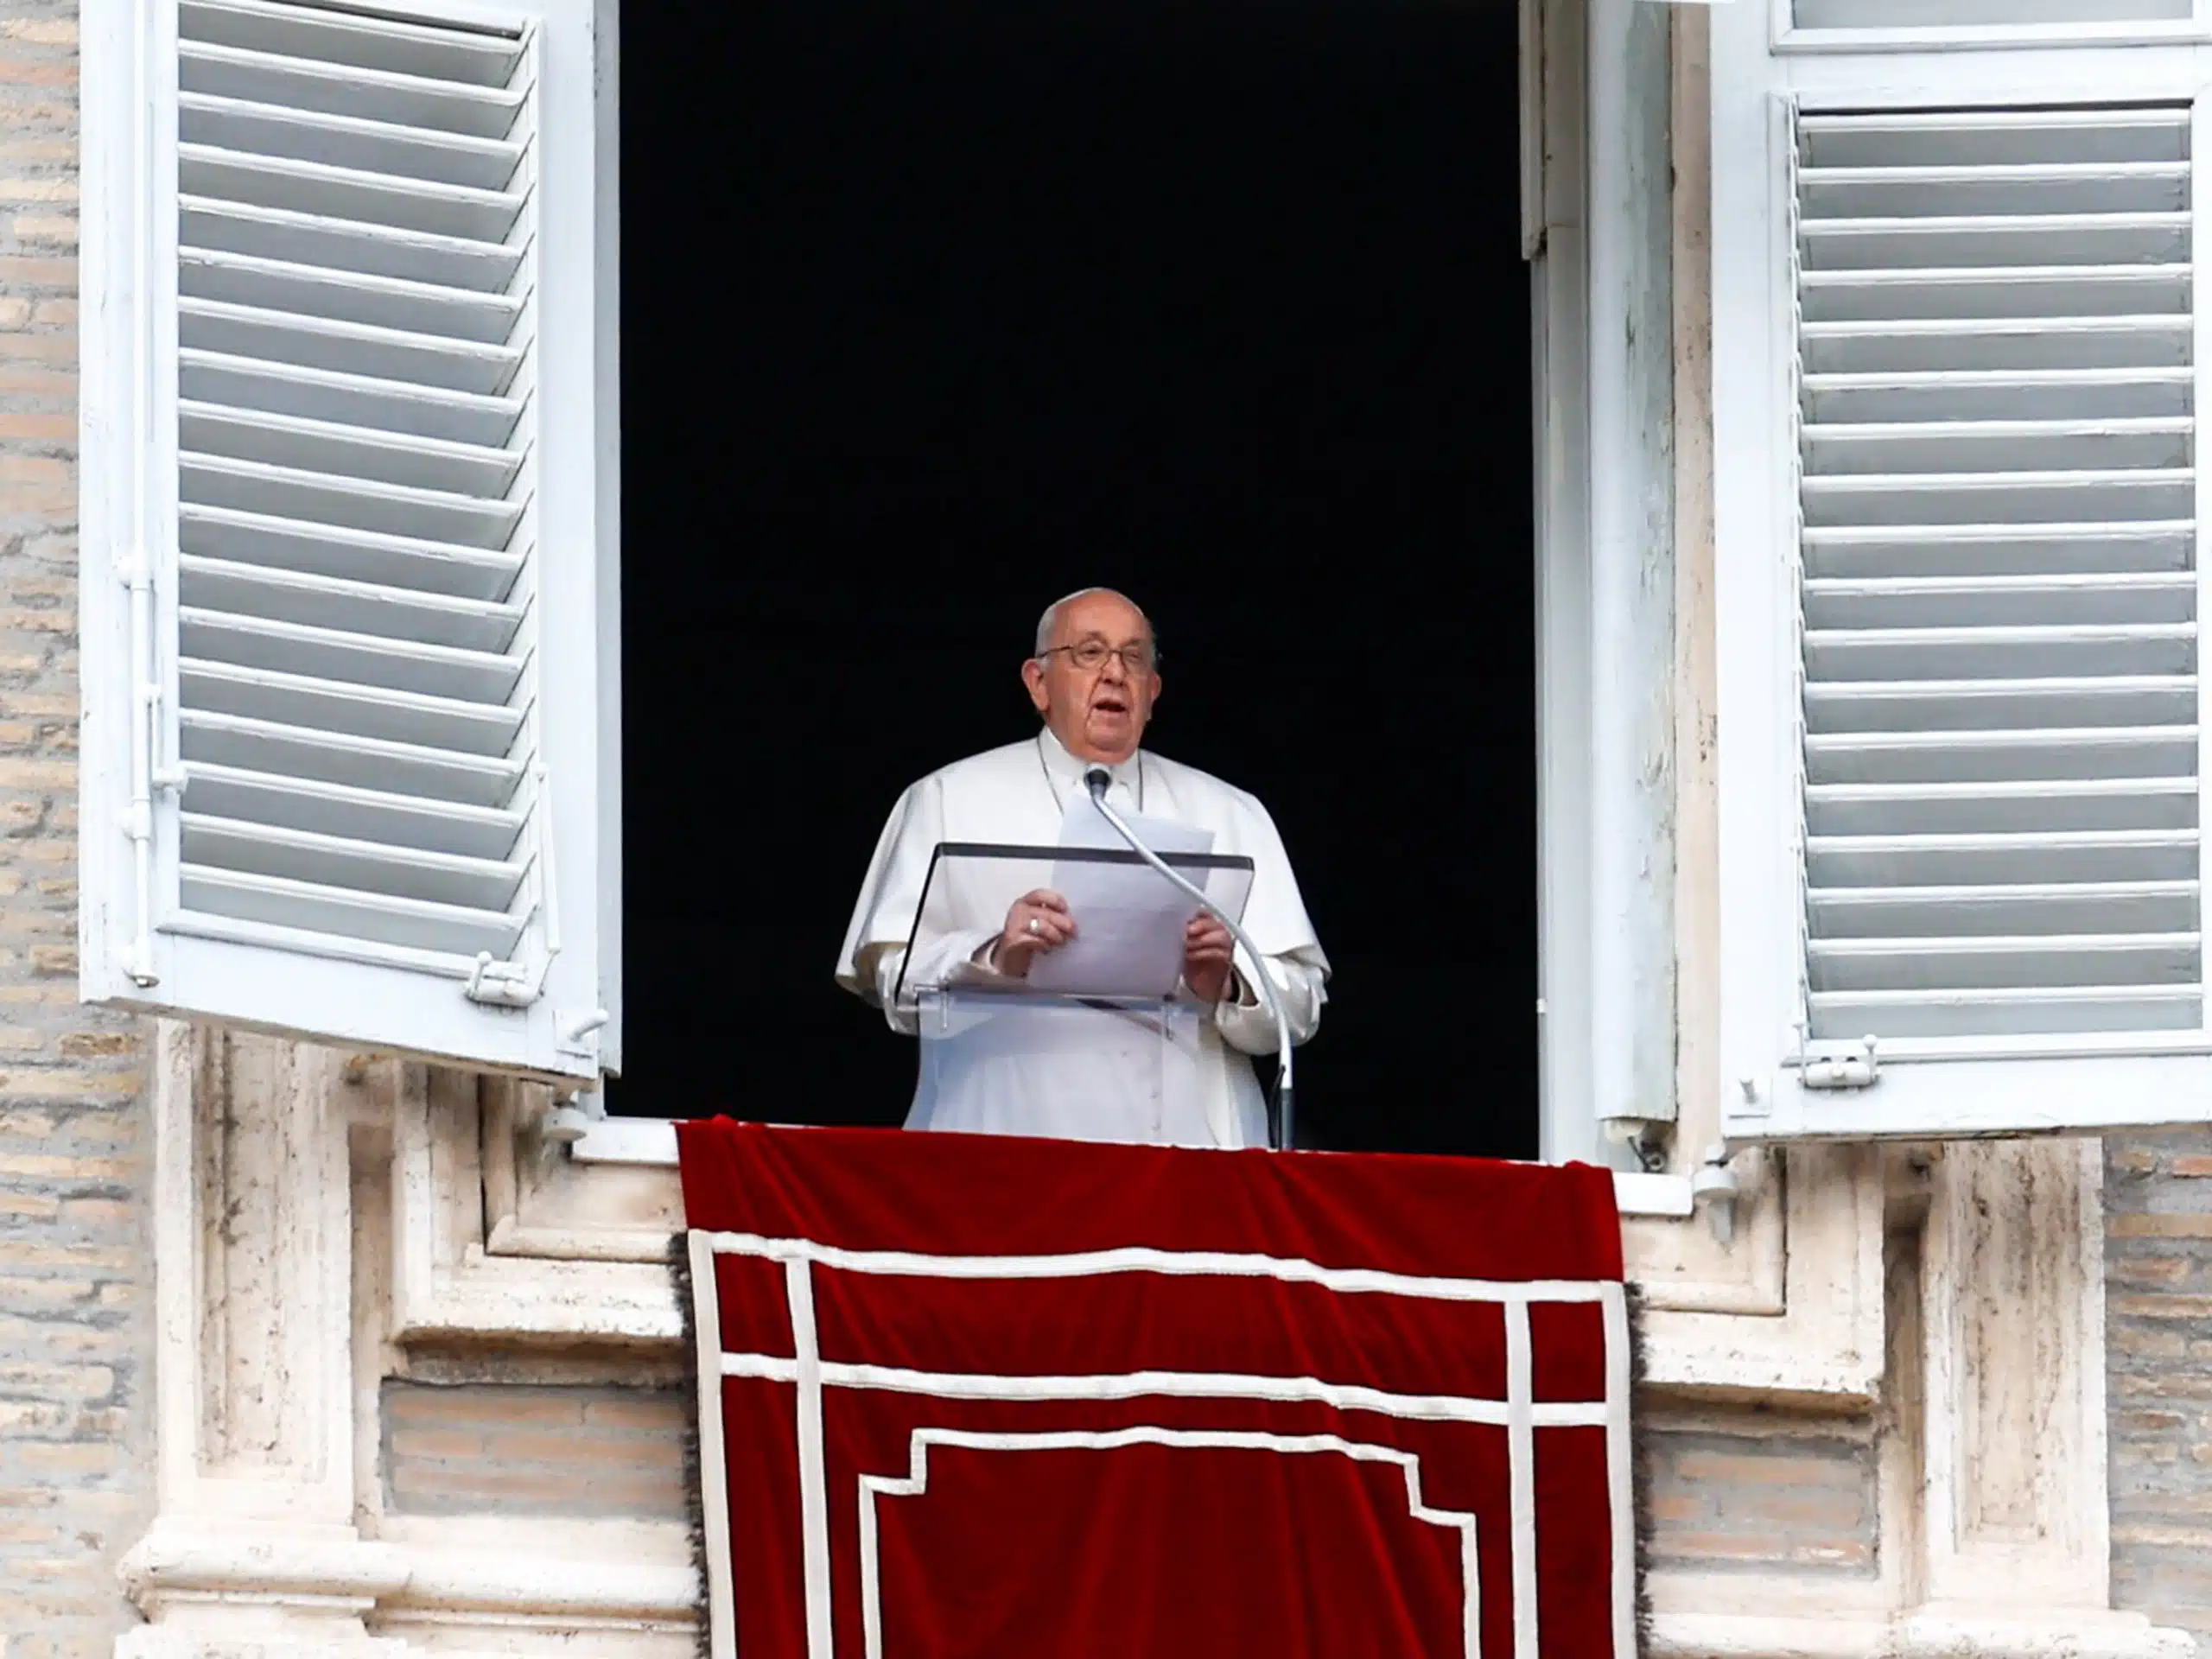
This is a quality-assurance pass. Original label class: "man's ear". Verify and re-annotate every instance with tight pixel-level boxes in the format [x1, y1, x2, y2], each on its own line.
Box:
[1021, 657, 1050, 714]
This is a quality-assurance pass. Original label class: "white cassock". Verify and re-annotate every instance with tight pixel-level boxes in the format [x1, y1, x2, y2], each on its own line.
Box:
[836, 727, 1329, 1148]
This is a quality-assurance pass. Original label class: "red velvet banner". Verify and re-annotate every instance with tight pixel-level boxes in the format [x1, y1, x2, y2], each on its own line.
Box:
[677, 1120, 1633, 1659]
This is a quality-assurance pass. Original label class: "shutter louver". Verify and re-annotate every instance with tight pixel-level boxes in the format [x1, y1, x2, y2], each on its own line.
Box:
[1795, 106, 2202, 1043]
[1794, 2, 2188, 27]
[168, 0, 547, 982]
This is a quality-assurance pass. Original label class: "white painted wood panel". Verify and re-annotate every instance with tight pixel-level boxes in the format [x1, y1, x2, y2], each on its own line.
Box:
[1712, 0, 2212, 1136]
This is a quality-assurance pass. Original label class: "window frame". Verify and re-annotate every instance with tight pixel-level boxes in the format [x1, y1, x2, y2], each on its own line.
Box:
[1537, 0, 1689, 1172]
[565, 0, 1688, 1201]
[579, 0, 1694, 1205]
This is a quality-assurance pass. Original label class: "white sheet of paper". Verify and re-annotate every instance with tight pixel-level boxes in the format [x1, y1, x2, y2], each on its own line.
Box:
[1023, 797, 1215, 998]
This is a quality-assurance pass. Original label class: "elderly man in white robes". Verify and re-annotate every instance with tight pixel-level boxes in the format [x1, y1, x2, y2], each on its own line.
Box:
[836, 588, 1328, 1147]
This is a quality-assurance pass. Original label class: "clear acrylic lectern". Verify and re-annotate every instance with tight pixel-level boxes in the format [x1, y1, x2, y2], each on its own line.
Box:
[893, 842, 1256, 1146]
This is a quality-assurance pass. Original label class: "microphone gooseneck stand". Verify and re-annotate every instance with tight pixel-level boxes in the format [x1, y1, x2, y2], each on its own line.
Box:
[1082, 767, 1296, 1151]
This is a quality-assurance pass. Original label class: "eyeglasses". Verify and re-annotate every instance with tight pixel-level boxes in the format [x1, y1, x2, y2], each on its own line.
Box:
[1040, 642, 1157, 675]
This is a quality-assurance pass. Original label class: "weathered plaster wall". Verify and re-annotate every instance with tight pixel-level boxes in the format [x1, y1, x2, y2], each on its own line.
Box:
[0, 4, 157, 1656]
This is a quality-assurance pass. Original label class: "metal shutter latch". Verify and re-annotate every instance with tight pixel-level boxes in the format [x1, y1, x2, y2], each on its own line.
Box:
[1797, 1029, 1880, 1091]
[464, 762, 558, 1009]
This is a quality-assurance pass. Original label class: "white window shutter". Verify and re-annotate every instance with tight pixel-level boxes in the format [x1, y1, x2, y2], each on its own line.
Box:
[1713, 2, 2212, 1138]
[80, 0, 615, 1080]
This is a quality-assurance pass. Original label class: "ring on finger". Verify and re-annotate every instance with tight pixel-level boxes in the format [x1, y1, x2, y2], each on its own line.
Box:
[1027, 917, 1041, 936]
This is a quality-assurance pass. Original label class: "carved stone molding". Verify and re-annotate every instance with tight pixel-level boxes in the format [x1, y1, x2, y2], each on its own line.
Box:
[1649, 1609, 2192, 1658]
[118, 1021, 400, 1654]
[1639, 1143, 1888, 1402]
[1649, 1138, 2192, 1657]
[387, 1069, 677, 1345]
[480, 1078, 681, 1264]
[116, 1024, 701, 1659]
[368, 1522, 696, 1653]
[1922, 1138, 2113, 1610]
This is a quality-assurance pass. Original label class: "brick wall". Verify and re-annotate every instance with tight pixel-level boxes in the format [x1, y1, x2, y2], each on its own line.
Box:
[380, 1376, 1885, 1584]
[2107, 1131, 2212, 1640]
[0, 4, 157, 1657]
[1643, 1419, 1878, 1578]
[382, 1382, 690, 1522]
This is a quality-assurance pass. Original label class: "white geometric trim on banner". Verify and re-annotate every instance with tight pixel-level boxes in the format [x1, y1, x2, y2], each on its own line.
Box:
[695, 1231, 1637, 1659]
[855, 1428, 1481, 1659]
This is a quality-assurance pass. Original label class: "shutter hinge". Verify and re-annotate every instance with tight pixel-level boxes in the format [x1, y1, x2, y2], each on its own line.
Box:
[118, 554, 182, 988]
[1795, 1031, 1879, 1091]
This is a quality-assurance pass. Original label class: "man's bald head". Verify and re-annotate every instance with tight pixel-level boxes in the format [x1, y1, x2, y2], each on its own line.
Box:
[1021, 588, 1162, 765]
[1033, 588, 1157, 659]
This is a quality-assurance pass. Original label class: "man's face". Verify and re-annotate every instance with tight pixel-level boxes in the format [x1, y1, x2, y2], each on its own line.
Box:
[1021, 591, 1162, 764]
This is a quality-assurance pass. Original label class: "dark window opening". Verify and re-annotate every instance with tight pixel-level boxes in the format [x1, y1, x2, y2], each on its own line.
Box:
[612, 0, 1536, 1159]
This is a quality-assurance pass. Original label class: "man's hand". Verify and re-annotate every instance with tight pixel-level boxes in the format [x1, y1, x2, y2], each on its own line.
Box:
[1184, 912, 1237, 1003]
[992, 889, 1075, 977]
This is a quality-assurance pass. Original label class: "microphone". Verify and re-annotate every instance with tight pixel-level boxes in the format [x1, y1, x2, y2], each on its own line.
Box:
[1083, 766, 1297, 1150]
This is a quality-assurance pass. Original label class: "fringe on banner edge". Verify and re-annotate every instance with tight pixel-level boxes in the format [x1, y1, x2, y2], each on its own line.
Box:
[671, 1229, 713, 1659]
[1628, 1276, 1653, 1659]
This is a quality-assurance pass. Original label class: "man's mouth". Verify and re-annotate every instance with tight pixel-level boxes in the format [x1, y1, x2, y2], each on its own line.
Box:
[1092, 693, 1129, 718]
